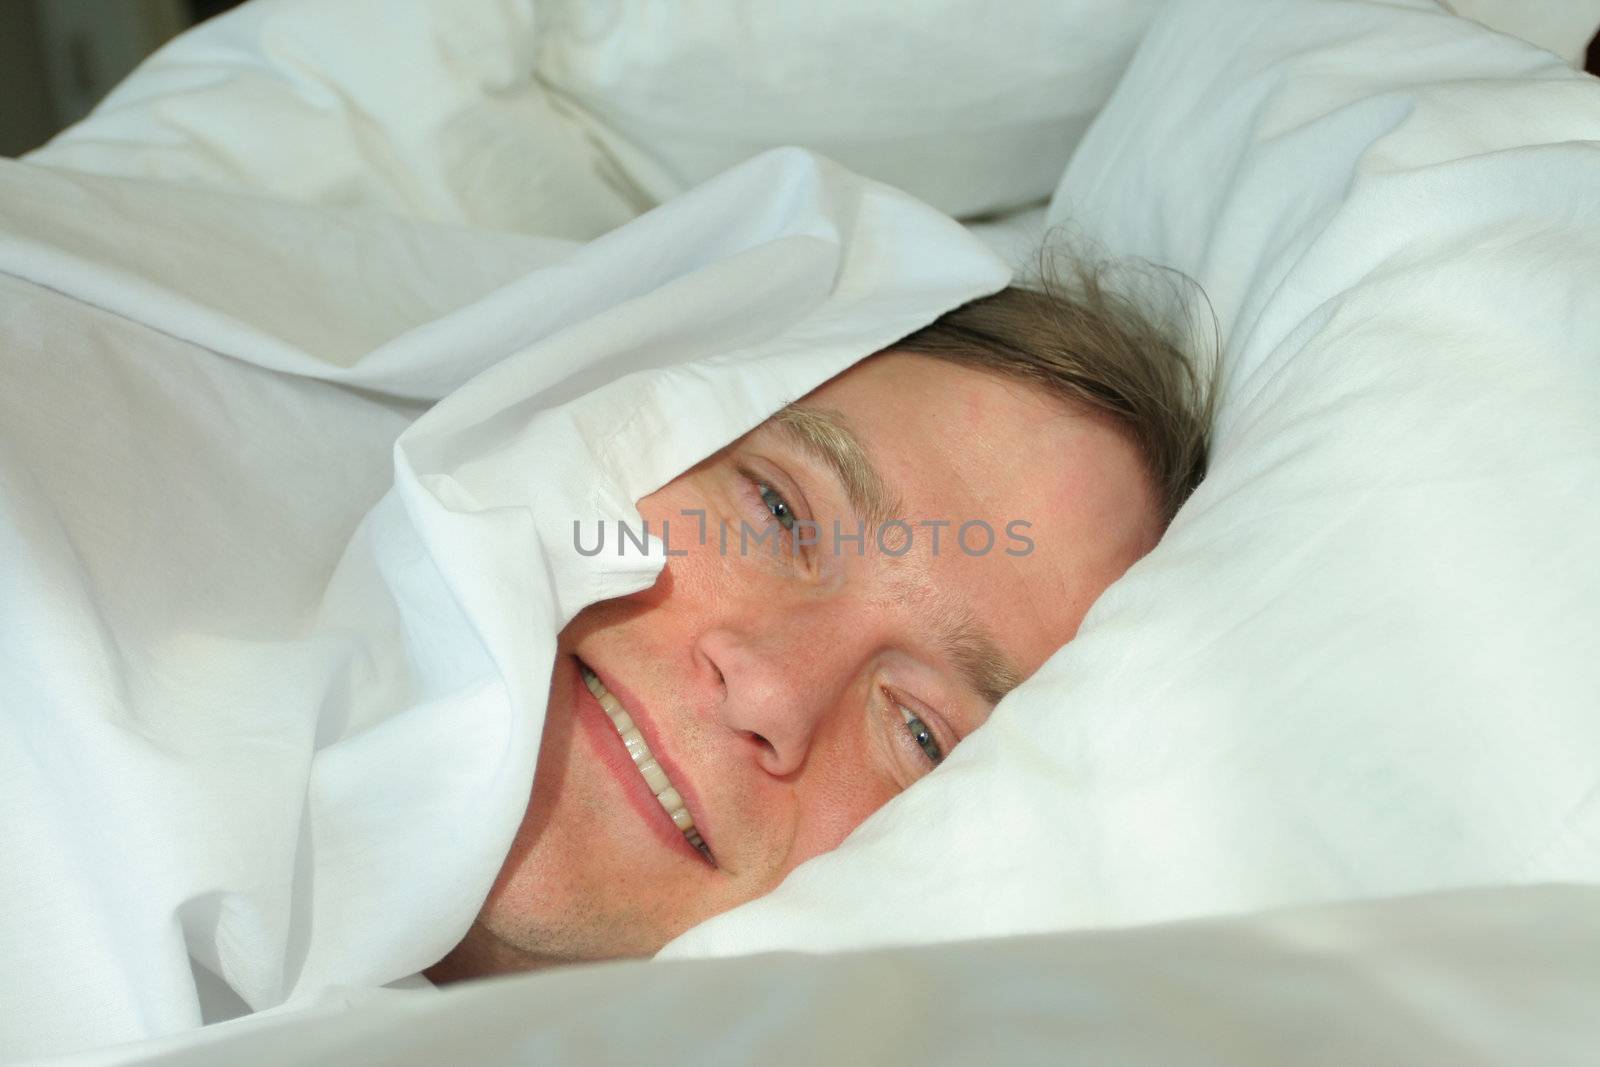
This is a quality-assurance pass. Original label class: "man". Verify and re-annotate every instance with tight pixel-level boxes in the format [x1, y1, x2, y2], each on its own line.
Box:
[427, 277, 1213, 979]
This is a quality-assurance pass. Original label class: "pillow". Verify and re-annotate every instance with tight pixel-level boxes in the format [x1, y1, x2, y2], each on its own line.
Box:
[29, 0, 1164, 233]
[531, 0, 1163, 220]
[659, 0, 1600, 959]
[28, 0, 641, 239]
[1444, 0, 1600, 67]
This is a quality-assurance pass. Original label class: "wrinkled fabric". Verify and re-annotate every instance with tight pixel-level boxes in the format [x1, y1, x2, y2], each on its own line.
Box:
[0, 147, 1008, 1060]
[6, 0, 1600, 1061]
[27, 0, 1166, 233]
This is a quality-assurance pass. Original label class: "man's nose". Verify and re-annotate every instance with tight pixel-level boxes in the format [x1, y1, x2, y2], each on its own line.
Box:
[697, 623, 850, 777]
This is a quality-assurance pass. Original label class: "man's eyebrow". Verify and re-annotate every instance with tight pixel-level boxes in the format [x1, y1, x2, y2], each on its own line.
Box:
[767, 403, 1026, 708]
[768, 404, 902, 531]
[935, 604, 1027, 708]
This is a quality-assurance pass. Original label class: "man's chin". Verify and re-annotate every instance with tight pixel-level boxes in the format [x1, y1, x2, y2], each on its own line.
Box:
[425, 918, 597, 984]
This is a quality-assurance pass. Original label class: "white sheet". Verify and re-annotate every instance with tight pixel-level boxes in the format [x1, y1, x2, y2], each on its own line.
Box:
[7, 0, 1600, 1060]
[38, 885, 1600, 1067]
[0, 148, 1007, 1061]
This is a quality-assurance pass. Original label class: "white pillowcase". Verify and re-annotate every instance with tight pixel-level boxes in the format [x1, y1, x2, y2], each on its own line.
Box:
[29, 0, 1164, 232]
[29, 0, 641, 239]
[660, 0, 1600, 959]
[531, 0, 1163, 220]
[1444, 0, 1600, 67]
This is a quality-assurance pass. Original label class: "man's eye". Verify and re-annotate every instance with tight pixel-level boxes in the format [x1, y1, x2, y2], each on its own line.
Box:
[735, 470, 811, 560]
[897, 703, 944, 766]
[755, 482, 797, 532]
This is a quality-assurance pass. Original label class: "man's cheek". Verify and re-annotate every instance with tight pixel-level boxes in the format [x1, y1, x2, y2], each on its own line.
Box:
[639, 486, 748, 576]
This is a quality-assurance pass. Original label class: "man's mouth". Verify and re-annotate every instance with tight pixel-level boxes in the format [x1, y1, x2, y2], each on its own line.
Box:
[577, 659, 716, 866]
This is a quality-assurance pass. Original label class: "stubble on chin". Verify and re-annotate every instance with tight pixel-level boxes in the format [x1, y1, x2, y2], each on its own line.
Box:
[424, 902, 629, 985]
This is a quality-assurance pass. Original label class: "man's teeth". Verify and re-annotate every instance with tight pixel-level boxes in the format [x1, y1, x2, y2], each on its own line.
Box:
[580, 663, 714, 862]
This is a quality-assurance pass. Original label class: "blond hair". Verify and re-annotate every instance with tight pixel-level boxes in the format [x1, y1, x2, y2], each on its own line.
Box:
[890, 253, 1218, 526]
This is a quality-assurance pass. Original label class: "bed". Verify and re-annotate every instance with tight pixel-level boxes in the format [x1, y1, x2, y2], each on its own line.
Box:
[4, 0, 1599, 1062]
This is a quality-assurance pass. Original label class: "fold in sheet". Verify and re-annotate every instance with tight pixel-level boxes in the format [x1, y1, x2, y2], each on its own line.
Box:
[0, 148, 1008, 1060]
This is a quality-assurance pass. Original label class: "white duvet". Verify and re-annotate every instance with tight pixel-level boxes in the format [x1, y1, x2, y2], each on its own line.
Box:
[41, 885, 1600, 1067]
[0, 147, 1007, 1059]
[5, 0, 1600, 1062]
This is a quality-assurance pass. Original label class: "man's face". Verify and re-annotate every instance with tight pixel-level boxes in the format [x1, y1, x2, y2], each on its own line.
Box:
[446, 350, 1162, 972]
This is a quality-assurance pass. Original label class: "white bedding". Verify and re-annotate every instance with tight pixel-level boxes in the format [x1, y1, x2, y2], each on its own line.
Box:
[0, 146, 1006, 1060]
[43, 885, 1600, 1067]
[28, 0, 1164, 235]
[5, 0, 1600, 1062]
